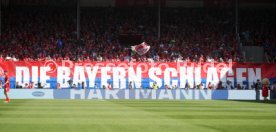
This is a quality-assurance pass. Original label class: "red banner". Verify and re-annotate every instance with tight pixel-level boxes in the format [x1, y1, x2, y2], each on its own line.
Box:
[0, 60, 275, 89]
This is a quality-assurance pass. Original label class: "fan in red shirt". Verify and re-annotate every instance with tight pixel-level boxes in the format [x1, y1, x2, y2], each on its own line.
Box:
[3, 71, 10, 103]
[199, 55, 205, 63]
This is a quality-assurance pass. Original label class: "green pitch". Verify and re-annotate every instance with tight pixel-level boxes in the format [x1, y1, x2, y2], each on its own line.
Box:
[1, 100, 276, 132]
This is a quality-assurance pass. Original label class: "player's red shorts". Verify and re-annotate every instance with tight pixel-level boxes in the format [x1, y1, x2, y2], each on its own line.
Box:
[4, 87, 10, 93]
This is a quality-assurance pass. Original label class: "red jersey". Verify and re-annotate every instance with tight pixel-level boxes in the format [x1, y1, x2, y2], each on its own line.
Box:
[4, 75, 10, 92]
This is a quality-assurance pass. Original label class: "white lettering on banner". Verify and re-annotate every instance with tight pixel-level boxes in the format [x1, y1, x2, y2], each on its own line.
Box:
[40, 67, 51, 88]
[137, 89, 151, 99]
[86, 66, 98, 88]
[179, 90, 193, 99]
[151, 90, 157, 99]
[73, 66, 86, 87]
[31, 66, 38, 84]
[87, 89, 103, 99]
[164, 68, 178, 87]
[194, 90, 212, 100]
[248, 68, 261, 87]
[113, 67, 126, 89]
[175, 89, 181, 100]
[227, 68, 234, 86]
[195, 67, 201, 86]
[175, 90, 211, 100]
[5, 89, 270, 100]
[136, 90, 157, 99]
[158, 90, 173, 99]
[201, 90, 212, 99]
[70, 90, 85, 99]
[13, 65, 264, 89]
[105, 90, 119, 99]
[57, 67, 70, 88]
[135, 89, 139, 99]
[128, 67, 142, 88]
[16, 67, 30, 86]
[149, 68, 162, 88]
[101, 67, 111, 87]
[206, 67, 219, 86]
[220, 68, 235, 86]
[236, 68, 247, 88]
[220, 68, 229, 84]
[125, 89, 129, 99]
[194, 90, 199, 99]
[179, 67, 194, 88]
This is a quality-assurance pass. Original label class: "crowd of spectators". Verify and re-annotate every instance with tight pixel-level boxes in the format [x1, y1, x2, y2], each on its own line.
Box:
[1, 6, 275, 63]
[239, 9, 276, 63]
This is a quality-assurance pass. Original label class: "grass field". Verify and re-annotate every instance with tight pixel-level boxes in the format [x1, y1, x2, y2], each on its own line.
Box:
[0, 100, 276, 132]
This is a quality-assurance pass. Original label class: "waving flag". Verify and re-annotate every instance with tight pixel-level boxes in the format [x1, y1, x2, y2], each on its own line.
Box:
[131, 42, 150, 55]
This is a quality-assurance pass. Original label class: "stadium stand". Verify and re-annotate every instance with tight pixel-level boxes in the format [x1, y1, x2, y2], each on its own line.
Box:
[1, 6, 275, 63]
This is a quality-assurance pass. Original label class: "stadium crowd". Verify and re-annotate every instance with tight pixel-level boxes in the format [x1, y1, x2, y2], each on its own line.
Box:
[1, 7, 275, 63]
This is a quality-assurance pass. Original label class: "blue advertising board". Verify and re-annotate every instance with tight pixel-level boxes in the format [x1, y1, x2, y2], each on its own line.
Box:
[0, 89, 269, 100]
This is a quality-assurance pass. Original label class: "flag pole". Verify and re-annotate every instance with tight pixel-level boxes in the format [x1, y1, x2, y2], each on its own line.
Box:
[76, 0, 80, 41]
[157, 0, 161, 39]
[235, 0, 243, 60]
[0, 0, 2, 36]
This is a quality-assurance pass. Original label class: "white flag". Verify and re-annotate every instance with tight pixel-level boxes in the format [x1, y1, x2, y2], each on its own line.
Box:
[131, 42, 150, 55]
